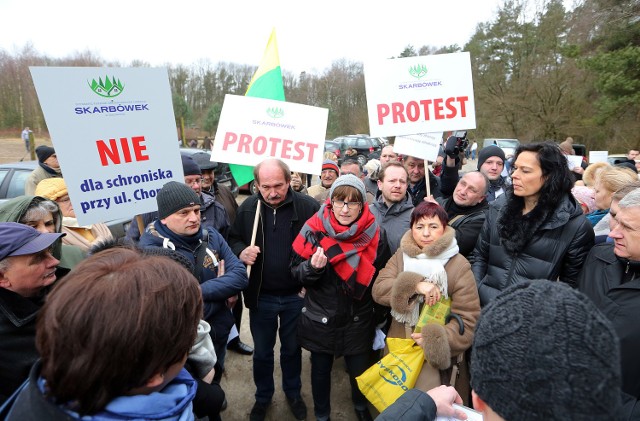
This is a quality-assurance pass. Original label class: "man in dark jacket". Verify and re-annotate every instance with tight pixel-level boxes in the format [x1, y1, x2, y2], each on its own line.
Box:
[126, 154, 230, 243]
[369, 161, 413, 253]
[228, 158, 319, 421]
[138, 181, 247, 384]
[403, 155, 442, 205]
[436, 170, 489, 258]
[579, 187, 640, 419]
[0, 223, 63, 403]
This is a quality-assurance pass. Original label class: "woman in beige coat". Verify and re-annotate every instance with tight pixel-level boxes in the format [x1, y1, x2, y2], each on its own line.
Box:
[372, 201, 480, 403]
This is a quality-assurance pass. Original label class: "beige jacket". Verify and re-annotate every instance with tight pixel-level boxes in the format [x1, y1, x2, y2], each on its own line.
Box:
[372, 228, 480, 402]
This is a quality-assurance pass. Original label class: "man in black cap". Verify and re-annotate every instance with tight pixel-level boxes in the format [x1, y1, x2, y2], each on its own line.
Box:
[441, 140, 509, 203]
[191, 151, 253, 356]
[138, 181, 248, 385]
[24, 145, 62, 195]
[0, 222, 64, 403]
[125, 154, 230, 244]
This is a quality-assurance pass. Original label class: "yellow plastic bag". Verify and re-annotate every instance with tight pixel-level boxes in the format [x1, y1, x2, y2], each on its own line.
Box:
[356, 337, 425, 412]
[414, 297, 452, 333]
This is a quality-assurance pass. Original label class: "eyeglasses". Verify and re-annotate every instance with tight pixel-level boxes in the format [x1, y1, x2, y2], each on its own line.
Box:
[332, 200, 361, 210]
[185, 178, 204, 186]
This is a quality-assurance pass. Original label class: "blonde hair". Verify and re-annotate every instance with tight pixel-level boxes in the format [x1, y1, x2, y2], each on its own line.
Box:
[582, 162, 610, 187]
[595, 167, 638, 194]
[323, 151, 338, 162]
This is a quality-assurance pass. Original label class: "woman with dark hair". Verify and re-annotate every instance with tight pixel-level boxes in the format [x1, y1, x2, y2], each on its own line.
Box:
[1, 248, 203, 420]
[291, 174, 391, 421]
[471, 141, 594, 306]
[372, 201, 480, 404]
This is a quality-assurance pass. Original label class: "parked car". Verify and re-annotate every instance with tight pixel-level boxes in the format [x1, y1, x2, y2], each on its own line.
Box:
[607, 153, 630, 165]
[332, 135, 383, 166]
[0, 160, 131, 240]
[482, 138, 520, 158]
[179, 147, 239, 197]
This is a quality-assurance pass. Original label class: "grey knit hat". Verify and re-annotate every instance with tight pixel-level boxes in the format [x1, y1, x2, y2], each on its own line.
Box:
[470, 280, 621, 420]
[157, 181, 201, 220]
[329, 174, 366, 202]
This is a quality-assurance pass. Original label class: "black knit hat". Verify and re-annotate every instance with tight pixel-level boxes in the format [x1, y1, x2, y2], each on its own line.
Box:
[470, 280, 621, 420]
[36, 145, 55, 163]
[477, 145, 506, 170]
[181, 154, 202, 176]
[157, 181, 201, 220]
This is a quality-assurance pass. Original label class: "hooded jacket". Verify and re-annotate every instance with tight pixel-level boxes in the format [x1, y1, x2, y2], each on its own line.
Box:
[471, 192, 594, 307]
[0, 196, 85, 271]
[24, 165, 62, 196]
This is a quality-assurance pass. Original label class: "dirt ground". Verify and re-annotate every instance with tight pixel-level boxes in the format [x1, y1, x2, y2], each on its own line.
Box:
[1, 136, 369, 421]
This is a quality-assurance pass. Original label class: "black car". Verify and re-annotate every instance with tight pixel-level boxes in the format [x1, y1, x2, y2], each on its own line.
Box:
[332, 135, 383, 166]
[179, 148, 239, 197]
[0, 160, 131, 240]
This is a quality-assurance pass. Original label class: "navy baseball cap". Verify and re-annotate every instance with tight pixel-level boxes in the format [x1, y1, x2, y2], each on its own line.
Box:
[0, 222, 64, 261]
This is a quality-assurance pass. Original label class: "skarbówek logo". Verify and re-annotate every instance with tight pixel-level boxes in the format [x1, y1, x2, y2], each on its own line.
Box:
[409, 64, 428, 79]
[266, 106, 284, 119]
[88, 76, 125, 98]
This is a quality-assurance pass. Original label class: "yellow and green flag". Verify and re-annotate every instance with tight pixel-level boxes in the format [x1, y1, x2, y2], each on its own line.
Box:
[229, 29, 285, 187]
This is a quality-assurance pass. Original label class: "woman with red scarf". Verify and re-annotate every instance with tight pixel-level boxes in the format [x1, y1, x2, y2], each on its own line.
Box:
[292, 174, 391, 421]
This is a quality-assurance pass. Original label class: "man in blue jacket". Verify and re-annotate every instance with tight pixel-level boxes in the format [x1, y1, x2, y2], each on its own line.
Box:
[139, 181, 248, 383]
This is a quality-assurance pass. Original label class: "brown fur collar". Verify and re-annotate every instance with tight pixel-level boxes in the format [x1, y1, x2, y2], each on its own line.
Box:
[400, 226, 456, 258]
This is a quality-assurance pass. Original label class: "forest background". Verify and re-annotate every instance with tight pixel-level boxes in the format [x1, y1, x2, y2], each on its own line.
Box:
[1, 0, 638, 152]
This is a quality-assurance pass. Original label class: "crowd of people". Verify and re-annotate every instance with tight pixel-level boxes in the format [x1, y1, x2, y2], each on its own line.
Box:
[0, 138, 639, 420]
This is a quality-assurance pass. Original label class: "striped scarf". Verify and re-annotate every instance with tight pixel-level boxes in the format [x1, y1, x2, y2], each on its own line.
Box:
[292, 202, 379, 300]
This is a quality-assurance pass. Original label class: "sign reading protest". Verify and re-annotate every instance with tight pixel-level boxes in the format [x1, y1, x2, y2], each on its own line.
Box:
[30, 67, 183, 226]
[364, 52, 476, 137]
[213, 94, 328, 175]
[393, 132, 443, 162]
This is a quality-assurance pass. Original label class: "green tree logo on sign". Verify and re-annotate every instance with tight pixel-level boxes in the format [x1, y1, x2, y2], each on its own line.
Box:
[88, 76, 125, 98]
[266, 107, 284, 118]
[409, 65, 428, 79]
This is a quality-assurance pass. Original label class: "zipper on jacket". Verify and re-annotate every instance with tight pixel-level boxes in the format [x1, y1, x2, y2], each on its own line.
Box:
[273, 207, 276, 231]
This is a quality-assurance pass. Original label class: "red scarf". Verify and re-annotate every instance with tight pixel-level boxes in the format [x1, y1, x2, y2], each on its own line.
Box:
[292, 201, 379, 300]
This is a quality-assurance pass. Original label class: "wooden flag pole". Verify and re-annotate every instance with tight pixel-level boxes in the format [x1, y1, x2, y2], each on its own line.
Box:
[247, 200, 261, 277]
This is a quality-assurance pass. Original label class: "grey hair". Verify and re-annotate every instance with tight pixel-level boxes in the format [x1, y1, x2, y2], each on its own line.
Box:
[20, 200, 59, 226]
[618, 188, 640, 209]
[0, 257, 13, 274]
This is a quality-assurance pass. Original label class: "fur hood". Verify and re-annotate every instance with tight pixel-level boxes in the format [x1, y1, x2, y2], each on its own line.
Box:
[400, 225, 456, 258]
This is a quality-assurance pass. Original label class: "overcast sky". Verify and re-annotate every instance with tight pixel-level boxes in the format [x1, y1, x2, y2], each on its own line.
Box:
[1, 0, 575, 75]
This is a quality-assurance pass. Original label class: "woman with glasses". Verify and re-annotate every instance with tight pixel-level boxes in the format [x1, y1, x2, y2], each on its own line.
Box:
[471, 141, 595, 307]
[291, 174, 391, 421]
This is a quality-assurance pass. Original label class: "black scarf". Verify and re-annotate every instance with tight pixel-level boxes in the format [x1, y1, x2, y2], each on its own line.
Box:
[497, 191, 552, 254]
[38, 162, 60, 176]
[154, 220, 203, 252]
[486, 176, 506, 202]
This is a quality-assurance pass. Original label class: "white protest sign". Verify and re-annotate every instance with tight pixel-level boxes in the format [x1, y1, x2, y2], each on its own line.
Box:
[393, 132, 443, 162]
[30, 67, 183, 226]
[566, 154, 584, 170]
[364, 52, 476, 137]
[213, 94, 328, 175]
[589, 151, 608, 164]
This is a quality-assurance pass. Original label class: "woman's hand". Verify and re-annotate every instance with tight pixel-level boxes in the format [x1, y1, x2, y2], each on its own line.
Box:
[415, 281, 441, 306]
[310, 247, 327, 270]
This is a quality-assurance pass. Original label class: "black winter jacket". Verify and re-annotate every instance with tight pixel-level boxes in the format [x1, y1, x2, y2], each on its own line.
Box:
[291, 231, 391, 357]
[228, 189, 320, 309]
[578, 243, 640, 419]
[436, 196, 488, 257]
[471, 193, 594, 306]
